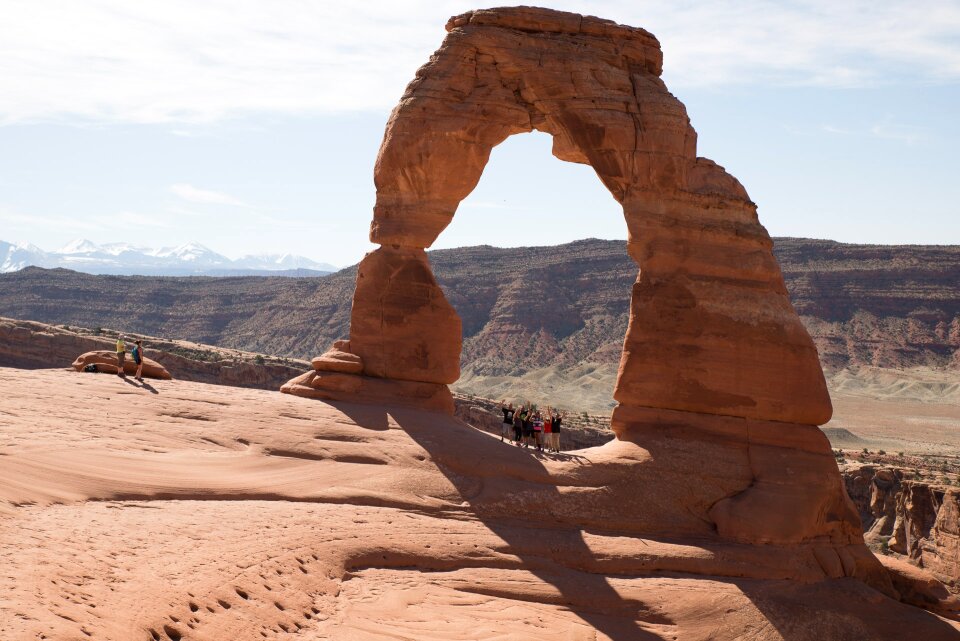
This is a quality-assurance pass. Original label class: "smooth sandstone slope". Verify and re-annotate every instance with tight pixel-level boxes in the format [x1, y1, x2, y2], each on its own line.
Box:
[2, 367, 958, 641]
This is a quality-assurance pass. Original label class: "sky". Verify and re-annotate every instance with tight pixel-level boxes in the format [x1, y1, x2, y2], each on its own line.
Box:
[1, 1, 958, 267]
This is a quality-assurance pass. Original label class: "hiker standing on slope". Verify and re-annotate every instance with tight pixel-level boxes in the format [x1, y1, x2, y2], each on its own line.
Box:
[532, 410, 544, 452]
[115, 335, 126, 376]
[500, 400, 515, 443]
[132, 339, 145, 381]
[513, 406, 524, 445]
[551, 410, 563, 452]
[543, 411, 553, 453]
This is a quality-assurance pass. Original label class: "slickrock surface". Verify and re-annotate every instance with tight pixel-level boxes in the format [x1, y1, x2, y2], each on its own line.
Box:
[2, 367, 959, 640]
[313, 6, 831, 425]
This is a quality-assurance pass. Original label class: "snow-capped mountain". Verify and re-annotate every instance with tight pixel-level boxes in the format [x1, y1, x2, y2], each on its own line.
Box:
[0, 241, 50, 272]
[0, 239, 336, 276]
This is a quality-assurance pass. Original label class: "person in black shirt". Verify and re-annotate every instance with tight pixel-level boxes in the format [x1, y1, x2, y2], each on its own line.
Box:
[521, 408, 533, 448]
[500, 400, 515, 442]
[550, 411, 563, 452]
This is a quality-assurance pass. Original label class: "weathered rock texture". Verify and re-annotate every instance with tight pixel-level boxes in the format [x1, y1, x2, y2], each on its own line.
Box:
[843, 464, 960, 593]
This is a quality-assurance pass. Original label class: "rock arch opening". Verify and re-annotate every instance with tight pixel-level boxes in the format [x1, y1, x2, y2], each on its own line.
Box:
[436, 129, 623, 250]
[432, 129, 628, 412]
[283, 6, 832, 433]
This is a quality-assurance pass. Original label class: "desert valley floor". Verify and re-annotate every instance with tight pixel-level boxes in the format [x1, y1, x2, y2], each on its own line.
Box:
[2, 367, 958, 640]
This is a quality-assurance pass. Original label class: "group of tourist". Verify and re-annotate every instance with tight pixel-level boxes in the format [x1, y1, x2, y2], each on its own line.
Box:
[499, 402, 564, 453]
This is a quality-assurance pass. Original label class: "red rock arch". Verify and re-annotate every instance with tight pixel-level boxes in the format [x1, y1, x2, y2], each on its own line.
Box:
[284, 7, 831, 430]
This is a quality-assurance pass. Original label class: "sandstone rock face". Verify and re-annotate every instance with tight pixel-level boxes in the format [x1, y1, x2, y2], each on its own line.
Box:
[843, 465, 904, 540]
[891, 482, 960, 588]
[842, 465, 960, 595]
[72, 350, 172, 380]
[348, 247, 461, 385]
[289, 6, 830, 425]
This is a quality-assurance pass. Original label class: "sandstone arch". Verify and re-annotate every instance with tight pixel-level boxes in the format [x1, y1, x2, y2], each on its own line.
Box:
[284, 6, 832, 429]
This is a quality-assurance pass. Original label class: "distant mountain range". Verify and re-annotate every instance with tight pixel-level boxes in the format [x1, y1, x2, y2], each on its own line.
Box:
[0, 238, 957, 412]
[0, 239, 337, 276]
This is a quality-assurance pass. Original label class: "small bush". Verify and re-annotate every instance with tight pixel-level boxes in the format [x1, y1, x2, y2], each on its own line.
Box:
[254, 355, 265, 365]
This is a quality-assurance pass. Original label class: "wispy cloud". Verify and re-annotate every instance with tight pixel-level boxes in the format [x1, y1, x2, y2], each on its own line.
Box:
[869, 121, 926, 145]
[0, 207, 171, 231]
[0, 1, 958, 124]
[819, 118, 927, 145]
[169, 183, 248, 206]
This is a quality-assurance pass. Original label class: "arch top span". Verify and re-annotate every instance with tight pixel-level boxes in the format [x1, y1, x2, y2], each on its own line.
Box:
[285, 6, 832, 429]
[370, 6, 751, 251]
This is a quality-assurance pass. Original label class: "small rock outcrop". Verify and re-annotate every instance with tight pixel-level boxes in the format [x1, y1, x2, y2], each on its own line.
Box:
[843, 464, 960, 596]
[72, 350, 172, 380]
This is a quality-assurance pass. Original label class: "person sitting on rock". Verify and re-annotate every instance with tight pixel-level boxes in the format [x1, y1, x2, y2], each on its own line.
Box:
[500, 400, 515, 443]
[115, 335, 126, 376]
[132, 339, 144, 381]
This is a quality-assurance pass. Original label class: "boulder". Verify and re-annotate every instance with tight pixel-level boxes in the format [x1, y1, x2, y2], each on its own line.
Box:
[72, 350, 172, 380]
